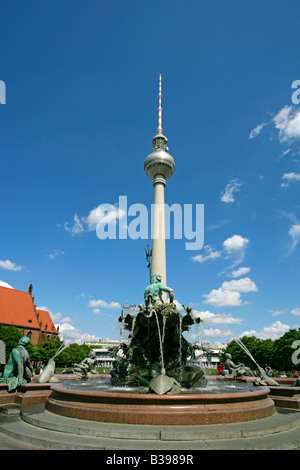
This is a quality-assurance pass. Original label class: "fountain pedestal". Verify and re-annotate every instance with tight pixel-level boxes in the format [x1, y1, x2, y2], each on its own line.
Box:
[46, 383, 275, 425]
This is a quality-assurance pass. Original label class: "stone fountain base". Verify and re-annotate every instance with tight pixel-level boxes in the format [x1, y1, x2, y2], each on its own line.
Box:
[45, 383, 275, 425]
[0, 383, 52, 406]
[268, 386, 300, 410]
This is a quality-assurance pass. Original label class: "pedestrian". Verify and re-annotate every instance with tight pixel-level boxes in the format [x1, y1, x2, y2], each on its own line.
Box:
[265, 366, 273, 377]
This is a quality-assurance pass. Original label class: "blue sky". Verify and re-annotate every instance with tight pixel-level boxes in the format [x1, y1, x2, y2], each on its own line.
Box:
[0, 1, 300, 345]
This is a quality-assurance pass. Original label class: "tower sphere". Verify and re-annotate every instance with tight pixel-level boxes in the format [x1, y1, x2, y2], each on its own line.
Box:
[144, 133, 175, 181]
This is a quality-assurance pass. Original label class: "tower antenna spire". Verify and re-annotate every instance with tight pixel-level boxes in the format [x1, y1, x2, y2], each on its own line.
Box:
[157, 73, 162, 135]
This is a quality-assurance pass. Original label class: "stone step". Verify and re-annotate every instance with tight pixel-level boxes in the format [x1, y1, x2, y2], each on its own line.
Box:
[21, 407, 300, 441]
[0, 408, 300, 450]
[0, 418, 111, 450]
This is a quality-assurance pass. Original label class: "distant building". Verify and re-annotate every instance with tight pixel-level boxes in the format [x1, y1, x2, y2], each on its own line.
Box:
[121, 304, 140, 318]
[0, 284, 59, 345]
[84, 338, 122, 369]
[85, 338, 120, 349]
[92, 348, 115, 369]
[120, 303, 139, 340]
[191, 342, 224, 369]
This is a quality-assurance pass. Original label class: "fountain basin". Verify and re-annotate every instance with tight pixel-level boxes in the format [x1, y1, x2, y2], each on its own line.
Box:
[46, 382, 275, 425]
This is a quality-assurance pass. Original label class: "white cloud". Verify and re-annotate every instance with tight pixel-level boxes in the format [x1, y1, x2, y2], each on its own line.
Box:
[192, 236, 250, 273]
[0, 259, 24, 271]
[36, 307, 95, 345]
[192, 309, 242, 325]
[207, 219, 229, 231]
[194, 327, 233, 339]
[274, 105, 300, 142]
[250, 105, 300, 148]
[203, 276, 257, 307]
[88, 299, 121, 310]
[51, 312, 73, 324]
[83, 204, 126, 231]
[241, 321, 290, 340]
[291, 308, 300, 316]
[204, 328, 232, 337]
[75, 292, 85, 300]
[203, 288, 242, 307]
[249, 122, 267, 139]
[282, 148, 292, 156]
[281, 172, 300, 188]
[48, 249, 65, 259]
[37, 307, 72, 324]
[288, 223, 300, 254]
[223, 234, 249, 268]
[91, 308, 100, 314]
[56, 322, 98, 346]
[221, 277, 258, 293]
[220, 179, 242, 203]
[191, 245, 222, 264]
[0, 280, 14, 289]
[64, 203, 126, 237]
[223, 235, 249, 252]
[231, 267, 250, 278]
[64, 214, 85, 236]
[280, 212, 300, 256]
[269, 309, 286, 316]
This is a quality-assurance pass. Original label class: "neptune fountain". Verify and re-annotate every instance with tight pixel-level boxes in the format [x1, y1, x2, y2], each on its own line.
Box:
[110, 274, 207, 394]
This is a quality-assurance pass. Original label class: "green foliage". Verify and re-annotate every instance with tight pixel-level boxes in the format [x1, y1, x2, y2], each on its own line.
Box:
[31, 338, 63, 364]
[55, 343, 92, 368]
[0, 325, 22, 360]
[273, 329, 300, 371]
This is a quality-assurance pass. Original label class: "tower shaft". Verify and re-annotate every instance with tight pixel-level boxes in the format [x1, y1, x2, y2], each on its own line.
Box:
[151, 175, 167, 287]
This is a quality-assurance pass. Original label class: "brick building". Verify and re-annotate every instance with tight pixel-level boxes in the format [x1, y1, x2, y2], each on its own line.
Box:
[0, 284, 59, 345]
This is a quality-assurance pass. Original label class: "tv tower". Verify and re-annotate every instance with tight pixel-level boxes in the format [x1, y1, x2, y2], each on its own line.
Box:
[144, 74, 175, 288]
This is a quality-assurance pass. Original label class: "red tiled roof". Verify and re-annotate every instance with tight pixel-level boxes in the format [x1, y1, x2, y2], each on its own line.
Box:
[36, 309, 57, 333]
[0, 286, 40, 329]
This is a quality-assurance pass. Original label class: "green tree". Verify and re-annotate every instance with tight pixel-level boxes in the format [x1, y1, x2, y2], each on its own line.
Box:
[255, 338, 274, 368]
[272, 329, 300, 371]
[56, 343, 91, 368]
[32, 338, 63, 365]
[0, 325, 22, 361]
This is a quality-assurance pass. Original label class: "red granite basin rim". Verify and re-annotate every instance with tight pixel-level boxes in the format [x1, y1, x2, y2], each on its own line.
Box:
[50, 382, 270, 405]
[46, 383, 275, 425]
